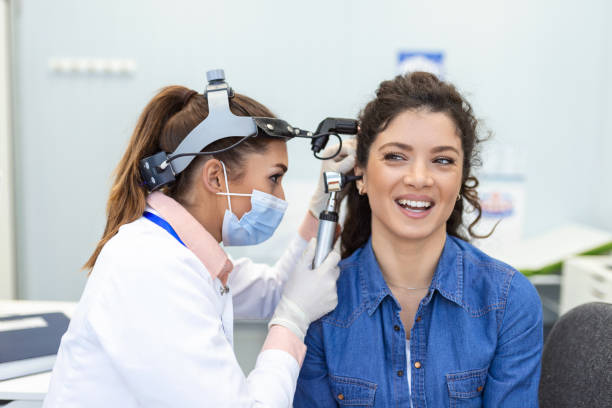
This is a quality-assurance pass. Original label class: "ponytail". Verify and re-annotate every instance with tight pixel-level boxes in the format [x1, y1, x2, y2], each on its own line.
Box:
[83, 86, 193, 270]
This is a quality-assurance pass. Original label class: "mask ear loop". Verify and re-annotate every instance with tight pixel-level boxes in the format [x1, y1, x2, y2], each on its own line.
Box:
[219, 161, 233, 213]
[217, 161, 252, 213]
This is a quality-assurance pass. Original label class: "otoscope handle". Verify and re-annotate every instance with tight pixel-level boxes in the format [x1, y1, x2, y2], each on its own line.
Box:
[312, 211, 339, 268]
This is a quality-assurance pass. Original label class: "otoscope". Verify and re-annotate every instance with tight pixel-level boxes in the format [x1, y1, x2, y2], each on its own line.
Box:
[312, 171, 361, 268]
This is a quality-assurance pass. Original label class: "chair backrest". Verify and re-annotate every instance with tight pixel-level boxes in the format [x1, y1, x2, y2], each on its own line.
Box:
[539, 302, 612, 408]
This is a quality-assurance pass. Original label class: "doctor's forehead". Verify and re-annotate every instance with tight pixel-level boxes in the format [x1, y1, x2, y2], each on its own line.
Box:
[244, 140, 288, 169]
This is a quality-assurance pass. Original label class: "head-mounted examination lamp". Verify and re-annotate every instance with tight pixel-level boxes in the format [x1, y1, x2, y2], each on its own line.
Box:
[139, 69, 359, 191]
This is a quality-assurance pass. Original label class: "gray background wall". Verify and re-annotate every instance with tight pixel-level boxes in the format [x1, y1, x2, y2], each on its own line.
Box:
[602, 0, 612, 232]
[0, 0, 15, 299]
[9, 0, 612, 300]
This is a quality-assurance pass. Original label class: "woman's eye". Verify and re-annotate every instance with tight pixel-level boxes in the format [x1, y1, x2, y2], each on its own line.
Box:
[434, 157, 455, 165]
[383, 152, 406, 161]
[269, 174, 282, 183]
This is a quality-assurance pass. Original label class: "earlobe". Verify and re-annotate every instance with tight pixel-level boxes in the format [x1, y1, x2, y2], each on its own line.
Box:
[354, 167, 367, 195]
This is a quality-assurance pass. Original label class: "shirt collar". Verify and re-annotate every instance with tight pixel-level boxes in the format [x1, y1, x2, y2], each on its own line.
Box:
[427, 235, 464, 307]
[146, 191, 233, 286]
[360, 234, 464, 316]
[358, 238, 397, 315]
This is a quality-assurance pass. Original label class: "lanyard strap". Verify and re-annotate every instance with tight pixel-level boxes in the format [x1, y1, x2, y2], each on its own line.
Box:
[143, 211, 186, 247]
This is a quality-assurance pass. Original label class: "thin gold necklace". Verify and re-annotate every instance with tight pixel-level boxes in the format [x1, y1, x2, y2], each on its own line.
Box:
[386, 281, 429, 291]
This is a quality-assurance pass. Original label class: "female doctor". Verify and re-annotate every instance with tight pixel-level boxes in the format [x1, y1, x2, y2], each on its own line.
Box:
[43, 82, 354, 407]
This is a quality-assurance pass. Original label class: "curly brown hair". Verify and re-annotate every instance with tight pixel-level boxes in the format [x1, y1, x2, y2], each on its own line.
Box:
[341, 72, 489, 259]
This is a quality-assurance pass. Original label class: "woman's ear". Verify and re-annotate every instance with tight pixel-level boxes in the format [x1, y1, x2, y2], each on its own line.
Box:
[200, 159, 225, 194]
[354, 166, 367, 195]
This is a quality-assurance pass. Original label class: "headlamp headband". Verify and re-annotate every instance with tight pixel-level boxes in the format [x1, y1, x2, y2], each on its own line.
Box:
[139, 69, 359, 192]
[139, 69, 314, 191]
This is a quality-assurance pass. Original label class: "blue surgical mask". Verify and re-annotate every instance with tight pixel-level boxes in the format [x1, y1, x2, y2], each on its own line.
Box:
[217, 161, 288, 246]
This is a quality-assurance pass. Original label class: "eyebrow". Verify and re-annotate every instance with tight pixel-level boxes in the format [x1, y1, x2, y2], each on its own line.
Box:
[274, 164, 288, 173]
[431, 146, 461, 155]
[378, 142, 460, 155]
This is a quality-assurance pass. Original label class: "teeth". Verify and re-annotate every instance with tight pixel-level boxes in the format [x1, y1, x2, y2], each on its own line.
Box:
[397, 199, 432, 208]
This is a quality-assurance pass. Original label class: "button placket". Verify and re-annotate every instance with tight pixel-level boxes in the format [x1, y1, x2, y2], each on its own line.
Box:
[412, 302, 428, 407]
[392, 310, 408, 406]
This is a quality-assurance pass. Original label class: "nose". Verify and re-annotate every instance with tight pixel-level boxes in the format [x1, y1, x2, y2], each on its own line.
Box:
[403, 160, 434, 189]
[277, 185, 286, 201]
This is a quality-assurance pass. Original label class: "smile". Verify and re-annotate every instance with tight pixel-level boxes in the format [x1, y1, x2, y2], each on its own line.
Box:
[395, 198, 435, 218]
[396, 199, 433, 211]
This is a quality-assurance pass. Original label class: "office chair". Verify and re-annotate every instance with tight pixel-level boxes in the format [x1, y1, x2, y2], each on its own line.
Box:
[539, 302, 612, 408]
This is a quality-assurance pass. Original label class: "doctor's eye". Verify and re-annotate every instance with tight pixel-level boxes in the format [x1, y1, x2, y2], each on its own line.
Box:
[269, 174, 283, 184]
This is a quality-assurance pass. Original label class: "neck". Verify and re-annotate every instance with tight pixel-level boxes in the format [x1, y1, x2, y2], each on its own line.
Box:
[371, 218, 447, 289]
[177, 191, 224, 243]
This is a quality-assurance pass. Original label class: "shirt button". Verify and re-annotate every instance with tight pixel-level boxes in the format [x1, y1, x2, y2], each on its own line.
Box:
[397, 370, 404, 377]
[394, 325, 400, 332]
[337, 393, 344, 400]
[414, 361, 422, 369]
[416, 316, 422, 322]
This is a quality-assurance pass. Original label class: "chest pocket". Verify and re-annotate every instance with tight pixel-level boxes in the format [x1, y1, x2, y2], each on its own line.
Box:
[446, 367, 488, 408]
[329, 374, 377, 406]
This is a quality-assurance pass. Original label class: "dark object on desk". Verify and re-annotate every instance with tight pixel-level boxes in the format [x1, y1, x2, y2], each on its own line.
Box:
[539, 302, 612, 408]
[0, 312, 70, 380]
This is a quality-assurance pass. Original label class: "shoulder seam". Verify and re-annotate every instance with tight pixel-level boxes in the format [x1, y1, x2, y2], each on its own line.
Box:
[496, 268, 517, 334]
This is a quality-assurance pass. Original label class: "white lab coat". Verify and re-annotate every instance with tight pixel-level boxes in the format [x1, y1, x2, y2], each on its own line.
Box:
[43, 213, 307, 408]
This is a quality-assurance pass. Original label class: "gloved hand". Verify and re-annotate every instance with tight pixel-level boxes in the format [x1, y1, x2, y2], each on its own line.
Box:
[308, 138, 357, 217]
[268, 239, 341, 341]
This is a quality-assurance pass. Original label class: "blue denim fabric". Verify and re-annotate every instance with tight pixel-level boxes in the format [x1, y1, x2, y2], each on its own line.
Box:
[294, 235, 543, 407]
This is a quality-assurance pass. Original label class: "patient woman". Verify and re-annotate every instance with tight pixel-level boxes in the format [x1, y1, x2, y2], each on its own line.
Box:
[294, 72, 543, 407]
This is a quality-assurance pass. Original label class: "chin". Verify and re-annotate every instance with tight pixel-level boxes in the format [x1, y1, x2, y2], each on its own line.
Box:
[391, 215, 447, 242]
[394, 226, 439, 242]
[372, 206, 448, 243]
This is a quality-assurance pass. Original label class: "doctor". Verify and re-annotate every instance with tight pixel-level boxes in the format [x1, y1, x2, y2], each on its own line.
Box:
[43, 72, 355, 407]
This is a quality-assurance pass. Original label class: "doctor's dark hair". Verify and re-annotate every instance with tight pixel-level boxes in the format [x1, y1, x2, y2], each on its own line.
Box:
[341, 72, 489, 259]
[84, 86, 277, 270]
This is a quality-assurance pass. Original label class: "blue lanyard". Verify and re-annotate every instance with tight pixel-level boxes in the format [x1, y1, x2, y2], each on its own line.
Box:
[143, 211, 186, 247]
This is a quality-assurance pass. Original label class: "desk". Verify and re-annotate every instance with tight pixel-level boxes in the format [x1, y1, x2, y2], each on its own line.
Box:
[0, 301, 76, 403]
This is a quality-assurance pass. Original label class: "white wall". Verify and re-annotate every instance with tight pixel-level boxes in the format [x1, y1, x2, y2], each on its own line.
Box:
[601, 0, 612, 231]
[0, 0, 15, 299]
[10, 0, 612, 300]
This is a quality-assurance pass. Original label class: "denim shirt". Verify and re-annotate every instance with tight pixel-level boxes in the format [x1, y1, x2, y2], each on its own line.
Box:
[294, 235, 543, 407]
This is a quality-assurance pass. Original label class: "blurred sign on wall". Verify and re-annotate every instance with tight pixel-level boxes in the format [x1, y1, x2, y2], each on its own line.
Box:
[469, 145, 527, 254]
[398, 51, 445, 79]
[473, 175, 527, 254]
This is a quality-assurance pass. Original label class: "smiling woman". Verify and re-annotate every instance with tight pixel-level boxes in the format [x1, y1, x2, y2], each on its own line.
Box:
[294, 72, 543, 408]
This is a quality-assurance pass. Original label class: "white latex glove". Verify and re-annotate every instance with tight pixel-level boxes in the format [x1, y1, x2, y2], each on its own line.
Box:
[268, 239, 341, 341]
[309, 138, 357, 217]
